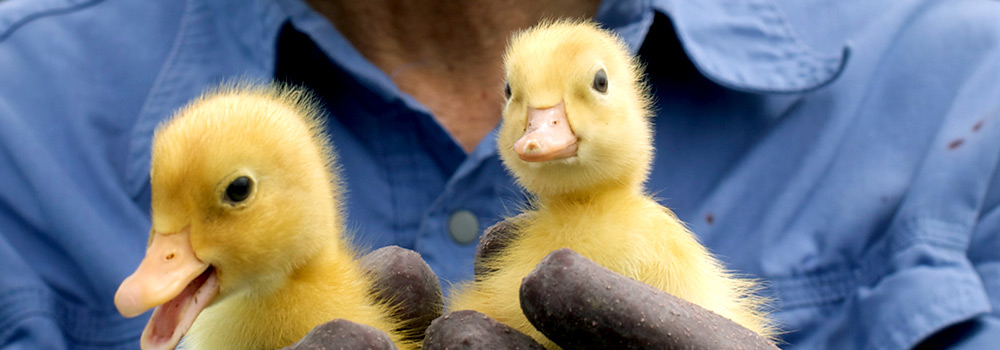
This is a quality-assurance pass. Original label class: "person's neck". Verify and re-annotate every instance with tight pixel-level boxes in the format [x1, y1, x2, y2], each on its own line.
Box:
[308, 0, 601, 153]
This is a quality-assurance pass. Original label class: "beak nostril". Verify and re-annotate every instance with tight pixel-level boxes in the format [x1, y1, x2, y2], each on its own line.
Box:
[166, 252, 175, 260]
[551, 120, 558, 126]
[525, 140, 541, 152]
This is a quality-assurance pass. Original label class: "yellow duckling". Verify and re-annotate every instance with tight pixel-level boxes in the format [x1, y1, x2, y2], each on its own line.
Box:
[114, 84, 414, 350]
[448, 20, 775, 347]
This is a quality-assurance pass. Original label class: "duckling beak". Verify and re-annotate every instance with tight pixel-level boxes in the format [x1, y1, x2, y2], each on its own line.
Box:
[115, 228, 220, 350]
[514, 101, 579, 162]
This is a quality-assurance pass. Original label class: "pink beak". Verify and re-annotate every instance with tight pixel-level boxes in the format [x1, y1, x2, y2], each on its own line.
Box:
[513, 101, 578, 162]
[115, 228, 220, 350]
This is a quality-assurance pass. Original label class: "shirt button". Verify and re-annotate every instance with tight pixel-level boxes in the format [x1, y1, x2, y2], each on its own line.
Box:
[448, 210, 479, 245]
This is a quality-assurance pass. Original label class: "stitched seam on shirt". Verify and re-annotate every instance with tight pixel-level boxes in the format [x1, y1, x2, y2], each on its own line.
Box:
[750, 0, 842, 81]
[0, 289, 54, 340]
[0, 287, 142, 346]
[0, 311, 56, 345]
[0, 0, 103, 43]
[125, 0, 191, 198]
[870, 275, 989, 350]
[891, 218, 970, 252]
[773, 218, 971, 309]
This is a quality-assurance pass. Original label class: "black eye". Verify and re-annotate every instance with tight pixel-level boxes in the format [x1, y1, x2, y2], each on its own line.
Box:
[593, 69, 608, 93]
[224, 176, 252, 203]
[504, 82, 512, 99]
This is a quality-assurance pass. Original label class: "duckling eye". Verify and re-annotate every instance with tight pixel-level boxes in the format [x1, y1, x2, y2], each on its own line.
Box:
[592, 69, 608, 93]
[224, 176, 253, 204]
[504, 82, 512, 100]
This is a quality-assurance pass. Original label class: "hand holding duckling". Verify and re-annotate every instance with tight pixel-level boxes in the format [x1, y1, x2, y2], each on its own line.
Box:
[425, 222, 778, 349]
[440, 20, 777, 349]
[284, 245, 444, 350]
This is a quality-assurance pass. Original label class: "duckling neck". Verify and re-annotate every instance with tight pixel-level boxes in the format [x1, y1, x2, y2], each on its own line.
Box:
[285, 243, 362, 294]
[201, 244, 379, 347]
[222, 242, 356, 302]
[527, 183, 654, 248]
[540, 182, 644, 209]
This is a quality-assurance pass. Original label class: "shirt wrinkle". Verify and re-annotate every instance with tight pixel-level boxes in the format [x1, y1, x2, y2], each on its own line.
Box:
[0, 287, 144, 347]
[0, 0, 102, 42]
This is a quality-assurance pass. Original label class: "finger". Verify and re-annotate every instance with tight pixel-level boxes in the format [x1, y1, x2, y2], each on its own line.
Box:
[360, 245, 443, 342]
[475, 214, 527, 277]
[280, 319, 397, 350]
[520, 248, 778, 350]
[423, 310, 544, 350]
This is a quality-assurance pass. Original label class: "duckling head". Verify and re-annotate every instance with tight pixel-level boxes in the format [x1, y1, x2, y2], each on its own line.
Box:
[114, 84, 341, 349]
[497, 20, 653, 199]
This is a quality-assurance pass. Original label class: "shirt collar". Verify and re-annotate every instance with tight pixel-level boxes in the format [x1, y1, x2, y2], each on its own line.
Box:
[596, 0, 656, 53]
[653, 0, 849, 93]
[275, 0, 432, 115]
[272, 0, 849, 100]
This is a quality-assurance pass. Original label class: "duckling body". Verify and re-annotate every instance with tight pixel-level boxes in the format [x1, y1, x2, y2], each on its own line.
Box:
[448, 20, 773, 348]
[185, 245, 397, 349]
[114, 84, 413, 350]
[451, 188, 770, 347]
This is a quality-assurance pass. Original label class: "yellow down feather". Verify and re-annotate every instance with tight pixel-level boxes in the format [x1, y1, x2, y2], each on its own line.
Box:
[150, 83, 414, 349]
[448, 20, 776, 348]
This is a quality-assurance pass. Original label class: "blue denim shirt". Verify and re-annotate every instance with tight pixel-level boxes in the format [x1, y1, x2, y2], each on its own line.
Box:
[1, 0, 998, 348]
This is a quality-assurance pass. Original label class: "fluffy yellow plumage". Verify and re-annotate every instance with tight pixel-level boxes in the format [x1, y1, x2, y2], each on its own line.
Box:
[115, 84, 414, 350]
[447, 20, 775, 348]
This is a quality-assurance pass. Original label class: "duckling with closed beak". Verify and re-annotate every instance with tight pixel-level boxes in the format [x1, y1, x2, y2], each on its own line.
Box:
[448, 20, 776, 348]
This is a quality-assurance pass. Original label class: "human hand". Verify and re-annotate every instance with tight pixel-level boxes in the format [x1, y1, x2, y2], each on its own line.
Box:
[281, 319, 397, 350]
[519, 248, 778, 349]
[360, 245, 444, 343]
[283, 245, 443, 349]
[425, 219, 779, 350]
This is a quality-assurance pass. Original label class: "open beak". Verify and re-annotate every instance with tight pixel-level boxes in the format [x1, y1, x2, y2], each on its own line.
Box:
[514, 101, 579, 162]
[115, 228, 219, 350]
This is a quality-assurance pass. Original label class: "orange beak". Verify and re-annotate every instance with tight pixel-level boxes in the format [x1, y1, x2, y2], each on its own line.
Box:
[115, 228, 219, 350]
[514, 101, 579, 162]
